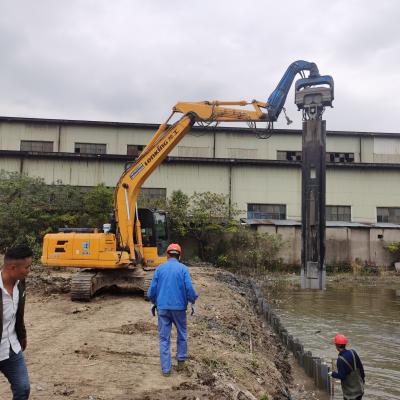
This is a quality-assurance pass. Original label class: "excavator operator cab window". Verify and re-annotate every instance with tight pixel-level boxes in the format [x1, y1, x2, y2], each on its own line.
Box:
[154, 212, 168, 256]
[141, 227, 154, 246]
[137, 208, 169, 256]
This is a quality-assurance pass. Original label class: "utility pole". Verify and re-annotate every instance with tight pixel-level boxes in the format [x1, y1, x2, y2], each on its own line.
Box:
[295, 77, 334, 289]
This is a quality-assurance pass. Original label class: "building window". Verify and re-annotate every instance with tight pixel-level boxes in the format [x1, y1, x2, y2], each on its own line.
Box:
[276, 151, 355, 163]
[277, 150, 302, 161]
[326, 205, 351, 222]
[127, 144, 145, 157]
[247, 204, 286, 220]
[75, 143, 106, 154]
[20, 140, 53, 152]
[377, 207, 400, 224]
[326, 152, 354, 163]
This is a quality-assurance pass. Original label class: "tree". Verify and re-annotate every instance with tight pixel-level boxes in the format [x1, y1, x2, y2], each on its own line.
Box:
[165, 191, 240, 259]
[82, 184, 114, 228]
[0, 171, 114, 256]
[0, 171, 79, 253]
[188, 191, 240, 258]
[167, 190, 190, 240]
[165, 190, 285, 270]
[224, 227, 285, 275]
[137, 192, 167, 210]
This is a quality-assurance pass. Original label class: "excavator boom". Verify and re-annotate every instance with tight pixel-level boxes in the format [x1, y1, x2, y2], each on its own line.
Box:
[114, 115, 195, 259]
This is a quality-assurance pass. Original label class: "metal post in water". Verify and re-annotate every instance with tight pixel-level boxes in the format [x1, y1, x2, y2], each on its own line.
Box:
[300, 118, 326, 289]
[294, 74, 334, 290]
[330, 358, 336, 397]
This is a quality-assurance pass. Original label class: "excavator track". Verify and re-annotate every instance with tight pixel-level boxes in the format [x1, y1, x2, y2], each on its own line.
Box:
[142, 274, 154, 300]
[70, 268, 155, 301]
[71, 270, 100, 301]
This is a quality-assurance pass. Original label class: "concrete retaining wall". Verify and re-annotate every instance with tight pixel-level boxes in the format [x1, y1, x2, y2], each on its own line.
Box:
[256, 225, 400, 266]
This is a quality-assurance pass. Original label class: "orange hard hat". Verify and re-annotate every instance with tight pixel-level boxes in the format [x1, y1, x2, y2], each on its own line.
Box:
[334, 334, 349, 345]
[166, 243, 182, 255]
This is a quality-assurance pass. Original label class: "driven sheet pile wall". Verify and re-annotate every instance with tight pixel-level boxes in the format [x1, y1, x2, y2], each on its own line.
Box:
[251, 282, 334, 396]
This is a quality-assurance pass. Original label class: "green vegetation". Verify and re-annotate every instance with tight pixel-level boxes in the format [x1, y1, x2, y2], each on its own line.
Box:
[200, 356, 222, 370]
[166, 190, 190, 239]
[137, 192, 167, 210]
[385, 241, 400, 258]
[165, 190, 285, 273]
[167, 190, 240, 259]
[0, 173, 285, 272]
[82, 183, 114, 228]
[326, 259, 384, 276]
[209, 228, 285, 276]
[326, 263, 353, 274]
[0, 171, 113, 258]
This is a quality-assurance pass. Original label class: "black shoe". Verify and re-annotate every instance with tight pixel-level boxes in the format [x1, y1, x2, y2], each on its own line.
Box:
[162, 371, 171, 377]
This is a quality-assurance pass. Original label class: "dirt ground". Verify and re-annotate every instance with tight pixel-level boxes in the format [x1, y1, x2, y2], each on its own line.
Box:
[0, 265, 327, 400]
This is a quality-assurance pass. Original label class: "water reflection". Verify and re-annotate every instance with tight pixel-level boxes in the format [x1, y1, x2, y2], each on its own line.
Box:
[261, 277, 400, 400]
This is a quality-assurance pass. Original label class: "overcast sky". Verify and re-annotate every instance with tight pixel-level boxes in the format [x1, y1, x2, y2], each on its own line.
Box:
[1, 0, 399, 132]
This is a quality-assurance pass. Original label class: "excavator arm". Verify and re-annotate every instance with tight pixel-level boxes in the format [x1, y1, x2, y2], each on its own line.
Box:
[115, 60, 333, 261]
[265, 60, 320, 121]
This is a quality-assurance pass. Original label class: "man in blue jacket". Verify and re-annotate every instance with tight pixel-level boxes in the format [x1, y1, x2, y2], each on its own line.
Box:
[147, 243, 198, 376]
[329, 334, 365, 400]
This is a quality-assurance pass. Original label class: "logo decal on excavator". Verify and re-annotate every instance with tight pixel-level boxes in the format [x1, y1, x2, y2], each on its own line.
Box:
[130, 164, 145, 179]
[82, 241, 90, 255]
[143, 140, 169, 166]
[130, 129, 179, 180]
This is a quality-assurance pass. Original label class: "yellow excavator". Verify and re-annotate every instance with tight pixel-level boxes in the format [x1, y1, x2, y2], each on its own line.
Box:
[41, 61, 333, 300]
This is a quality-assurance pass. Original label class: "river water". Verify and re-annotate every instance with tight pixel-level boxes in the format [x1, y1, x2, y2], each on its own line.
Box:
[261, 276, 400, 400]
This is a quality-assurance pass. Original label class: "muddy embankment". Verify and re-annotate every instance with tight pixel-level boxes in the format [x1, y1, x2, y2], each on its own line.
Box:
[0, 265, 326, 400]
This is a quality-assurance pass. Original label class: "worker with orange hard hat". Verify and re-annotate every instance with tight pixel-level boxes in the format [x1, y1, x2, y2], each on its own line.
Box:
[166, 243, 181, 256]
[328, 334, 365, 400]
[147, 243, 198, 377]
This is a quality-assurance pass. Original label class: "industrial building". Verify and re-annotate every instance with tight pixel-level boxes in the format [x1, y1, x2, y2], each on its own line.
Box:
[1, 115, 400, 265]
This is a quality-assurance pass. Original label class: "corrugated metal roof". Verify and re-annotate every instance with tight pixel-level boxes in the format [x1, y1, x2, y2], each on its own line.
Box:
[242, 218, 301, 226]
[326, 221, 370, 228]
[372, 222, 400, 229]
[2, 150, 400, 171]
[241, 219, 400, 229]
[1, 115, 400, 138]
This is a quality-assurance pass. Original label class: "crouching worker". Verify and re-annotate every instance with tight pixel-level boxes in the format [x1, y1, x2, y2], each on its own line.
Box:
[329, 334, 365, 400]
[0, 245, 33, 400]
[147, 243, 198, 377]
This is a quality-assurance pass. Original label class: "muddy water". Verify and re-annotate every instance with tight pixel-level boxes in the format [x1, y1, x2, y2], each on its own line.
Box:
[261, 276, 400, 400]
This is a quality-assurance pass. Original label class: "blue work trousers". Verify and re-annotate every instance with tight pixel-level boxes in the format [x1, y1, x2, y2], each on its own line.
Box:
[157, 309, 187, 374]
[0, 349, 30, 400]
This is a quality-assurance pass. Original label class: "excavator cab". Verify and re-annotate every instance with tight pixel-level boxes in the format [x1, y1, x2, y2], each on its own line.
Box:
[137, 208, 169, 268]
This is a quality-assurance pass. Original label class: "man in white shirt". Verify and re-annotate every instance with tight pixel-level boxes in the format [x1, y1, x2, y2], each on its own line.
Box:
[0, 245, 32, 400]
